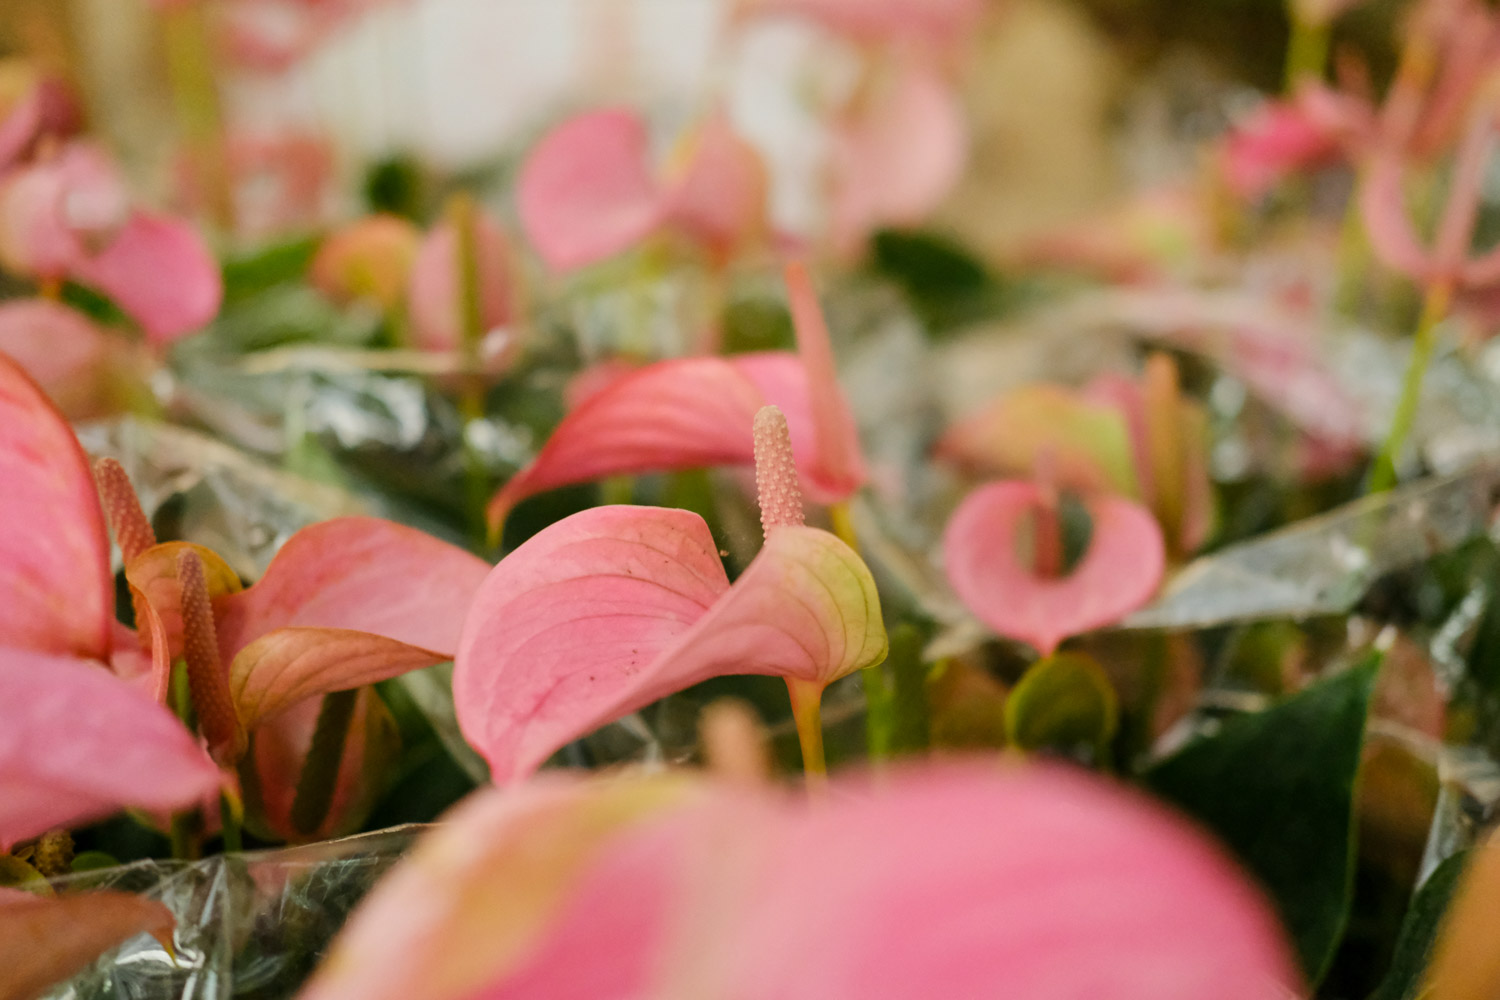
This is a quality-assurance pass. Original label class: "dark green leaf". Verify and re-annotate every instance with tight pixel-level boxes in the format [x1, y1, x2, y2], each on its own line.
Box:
[1369, 851, 1470, 1000]
[1005, 652, 1117, 760]
[1146, 654, 1381, 983]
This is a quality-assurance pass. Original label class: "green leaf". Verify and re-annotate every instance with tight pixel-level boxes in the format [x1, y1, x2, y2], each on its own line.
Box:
[1146, 653, 1380, 983]
[1005, 652, 1118, 760]
[68, 851, 121, 873]
[1369, 851, 1470, 1000]
[0, 855, 48, 893]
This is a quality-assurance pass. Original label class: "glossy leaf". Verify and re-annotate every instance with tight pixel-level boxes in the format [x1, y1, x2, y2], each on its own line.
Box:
[1368, 851, 1470, 1000]
[515, 108, 664, 273]
[1147, 655, 1380, 982]
[0, 889, 175, 1000]
[0, 352, 112, 661]
[943, 481, 1166, 657]
[0, 648, 222, 848]
[455, 505, 885, 783]
[1004, 651, 1118, 756]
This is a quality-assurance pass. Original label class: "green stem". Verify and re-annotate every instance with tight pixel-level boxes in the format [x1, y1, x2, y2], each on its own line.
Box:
[160, 4, 232, 232]
[828, 501, 859, 553]
[1368, 282, 1450, 493]
[1283, 12, 1331, 92]
[448, 193, 490, 544]
[219, 792, 243, 854]
[786, 678, 827, 793]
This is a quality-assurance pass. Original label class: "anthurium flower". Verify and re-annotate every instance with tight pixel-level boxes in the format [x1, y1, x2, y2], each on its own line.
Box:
[0, 650, 223, 849]
[406, 204, 518, 357]
[938, 355, 1212, 558]
[296, 762, 1298, 1000]
[942, 480, 1166, 657]
[0, 62, 80, 171]
[0, 141, 221, 343]
[485, 261, 865, 537]
[1218, 93, 1346, 200]
[0, 887, 177, 1000]
[0, 299, 138, 419]
[456, 405, 886, 784]
[311, 213, 420, 314]
[516, 107, 768, 273]
[827, 55, 968, 257]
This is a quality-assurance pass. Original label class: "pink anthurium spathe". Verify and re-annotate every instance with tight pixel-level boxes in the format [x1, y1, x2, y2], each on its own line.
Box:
[456, 405, 886, 784]
[0, 299, 137, 419]
[484, 261, 866, 537]
[516, 107, 769, 273]
[942, 480, 1166, 657]
[296, 762, 1298, 1000]
[0, 141, 222, 344]
[0, 650, 223, 849]
[1219, 94, 1346, 200]
[738, 0, 985, 50]
[826, 56, 968, 256]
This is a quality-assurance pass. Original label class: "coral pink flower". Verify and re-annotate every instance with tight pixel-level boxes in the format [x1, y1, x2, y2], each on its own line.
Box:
[457, 406, 885, 784]
[942, 480, 1166, 656]
[296, 762, 1299, 1000]
[0, 354, 221, 847]
[516, 108, 768, 273]
[485, 261, 865, 536]
[0, 141, 221, 343]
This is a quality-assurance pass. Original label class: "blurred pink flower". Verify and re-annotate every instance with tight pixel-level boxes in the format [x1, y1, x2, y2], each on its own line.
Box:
[311, 214, 420, 314]
[0, 141, 222, 344]
[406, 206, 519, 356]
[739, 0, 985, 50]
[1219, 95, 1346, 200]
[517, 107, 769, 273]
[485, 262, 865, 535]
[296, 762, 1299, 1000]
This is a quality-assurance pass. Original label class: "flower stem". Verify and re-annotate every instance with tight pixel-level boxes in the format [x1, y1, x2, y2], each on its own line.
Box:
[828, 500, 859, 552]
[448, 193, 489, 544]
[785, 678, 827, 793]
[1283, 11, 1331, 92]
[1368, 281, 1450, 493]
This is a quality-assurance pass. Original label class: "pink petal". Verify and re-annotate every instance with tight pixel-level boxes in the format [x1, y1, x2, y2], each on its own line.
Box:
[69, 211, 223, 344]
[828, 60, 967, 255]
[296, 762, 1298, 1000]
[230, 627, 448, 730]
[727, 763, 1299, 1000]
[0, 648, 222, 848]
[0, 353, 113, 662]
[0, 157, 76, 279]
[942, 481, 1166, 656]
[485, 358, 765, 532]
[0, 889, 176, 1000]
[515, 109, 666, 273]
[455, 506, 732, 783]
[407, 209, 517, 353]
[298, 775, 710, 1000]
[456, 505, 884, 783]
[0, 299, 113, 418]
[774, 261, 868, 499]
[660, 111, 769, 262]
[1358, 152, 1435, 281]
[214, 516, 490, 665]
[1219, 98, 1343, 200]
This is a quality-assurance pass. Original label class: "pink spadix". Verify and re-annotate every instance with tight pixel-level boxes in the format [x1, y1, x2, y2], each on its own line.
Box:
[455, 404, 886, 784]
